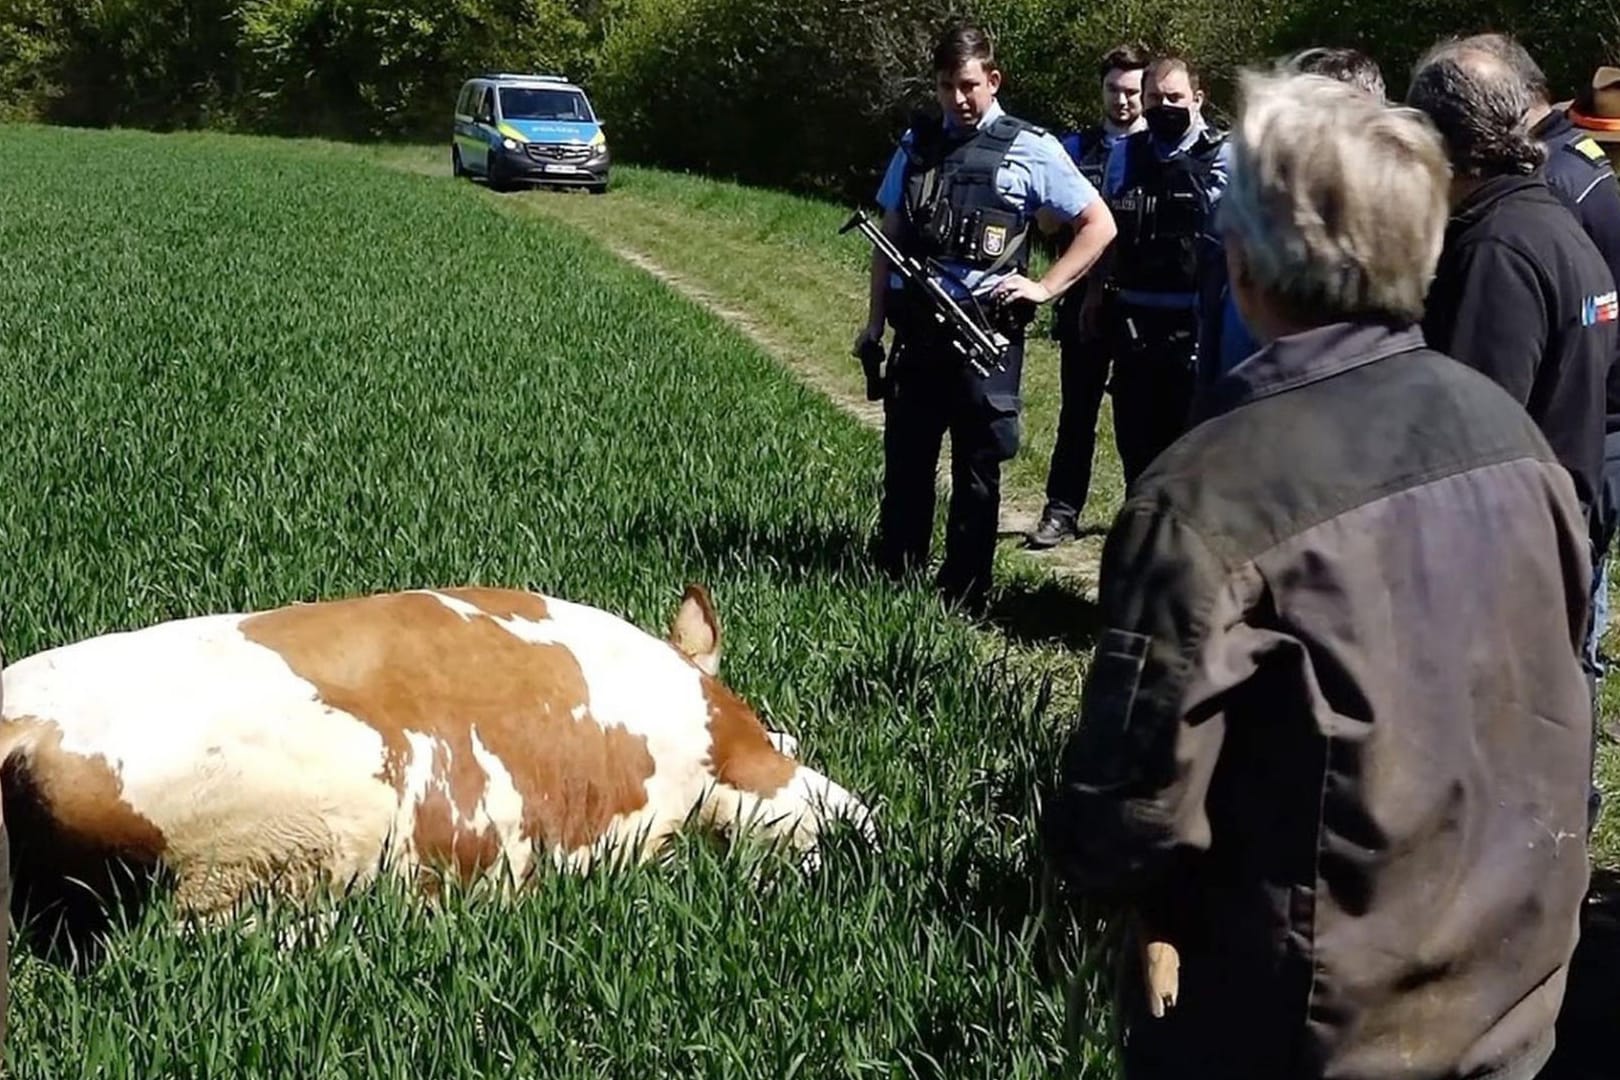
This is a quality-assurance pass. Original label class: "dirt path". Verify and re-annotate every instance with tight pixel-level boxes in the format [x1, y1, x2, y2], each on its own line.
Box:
[510, 202, 1103, 592]
[607, 237, 1101, 583]
[380, 152, 1106, 588]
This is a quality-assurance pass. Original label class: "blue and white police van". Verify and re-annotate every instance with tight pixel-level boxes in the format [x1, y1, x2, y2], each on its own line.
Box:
[452, 73, 610, 193]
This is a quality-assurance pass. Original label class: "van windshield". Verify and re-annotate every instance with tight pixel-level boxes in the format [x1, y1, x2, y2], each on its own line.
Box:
[499, 88, 594, 123]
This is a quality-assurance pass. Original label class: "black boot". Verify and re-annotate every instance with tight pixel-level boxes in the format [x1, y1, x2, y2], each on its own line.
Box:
[1027, 511, 1079, 550]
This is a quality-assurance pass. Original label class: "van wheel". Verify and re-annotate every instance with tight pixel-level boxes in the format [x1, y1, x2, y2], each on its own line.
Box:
[451, 146, 464, 178]
[486, 156, 507, 193]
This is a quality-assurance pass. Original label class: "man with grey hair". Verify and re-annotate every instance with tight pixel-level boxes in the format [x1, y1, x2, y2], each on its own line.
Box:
[1410, 41, 1613, 532]
[1196, 45, 1387, 394]
[1044, 70, 1593, 1080]
[1457, 32, 1620, 683]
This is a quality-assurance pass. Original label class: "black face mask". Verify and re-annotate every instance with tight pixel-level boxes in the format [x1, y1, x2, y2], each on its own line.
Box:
[1144, 103, 1193, 143]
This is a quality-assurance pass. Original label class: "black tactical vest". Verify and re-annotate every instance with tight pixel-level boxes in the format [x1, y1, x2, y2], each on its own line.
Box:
[900, 113, 1038, 275]
[1107, 129, 1225, 294]
[1072, 125, 1112, 192]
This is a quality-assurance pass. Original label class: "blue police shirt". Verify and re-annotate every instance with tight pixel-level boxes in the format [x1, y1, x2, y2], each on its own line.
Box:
[876, 100, 1098, 299]
[1104, 118, 1233, 308]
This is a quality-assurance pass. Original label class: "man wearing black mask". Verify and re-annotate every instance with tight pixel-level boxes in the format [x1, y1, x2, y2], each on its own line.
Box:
[1093, 56, 1232, 482]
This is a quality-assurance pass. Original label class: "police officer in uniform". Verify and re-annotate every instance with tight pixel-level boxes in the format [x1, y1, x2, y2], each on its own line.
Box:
[854, 21, 1116, 612]
[1098, 56, 1232, 483]
[1195, 47, 1386, 400]
[1028, 44, 1150, 550]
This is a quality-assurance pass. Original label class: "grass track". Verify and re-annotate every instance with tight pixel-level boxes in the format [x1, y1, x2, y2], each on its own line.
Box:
[370, 149, 1620, 872]
[0, 125, 1116, 1078]
[0, 125, 1615, 1076]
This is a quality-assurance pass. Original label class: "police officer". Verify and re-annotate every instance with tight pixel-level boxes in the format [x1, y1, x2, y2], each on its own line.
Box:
[1028, 44, 1149, 550]
[853, 21, 1116, 613]
[1098, 55, 1232, 483]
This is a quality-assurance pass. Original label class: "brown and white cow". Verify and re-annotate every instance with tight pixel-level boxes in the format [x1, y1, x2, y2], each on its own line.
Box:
[0, 584, 875, 948]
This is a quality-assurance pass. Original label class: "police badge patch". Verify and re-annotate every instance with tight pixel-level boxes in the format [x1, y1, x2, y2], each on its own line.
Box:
[983, 225, 1007, 257]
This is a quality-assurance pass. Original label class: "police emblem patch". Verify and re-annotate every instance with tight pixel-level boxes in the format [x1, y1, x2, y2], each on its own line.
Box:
[983, 225, 1007, 257]
[1583, 290, 1619, 326]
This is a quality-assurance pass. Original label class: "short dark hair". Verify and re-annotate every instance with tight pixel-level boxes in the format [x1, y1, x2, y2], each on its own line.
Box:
[1449, 32, 1551, 105]
[1287, 46, 1386, 100]
[1407, 43, 1546, 178]
[1100, 43, 1150, 81]
[932, 22, 997, 75]
[1148, 55, 1200, 93]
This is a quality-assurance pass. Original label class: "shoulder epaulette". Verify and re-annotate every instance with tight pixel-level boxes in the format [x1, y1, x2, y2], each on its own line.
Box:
[1572, 136, 1608, 164]
[988, 114, 1044, 140]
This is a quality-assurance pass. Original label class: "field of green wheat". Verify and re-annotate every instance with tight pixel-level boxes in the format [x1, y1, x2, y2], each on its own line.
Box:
[2, 123, 1615, 1079]
[0, 125, 1120, 1078]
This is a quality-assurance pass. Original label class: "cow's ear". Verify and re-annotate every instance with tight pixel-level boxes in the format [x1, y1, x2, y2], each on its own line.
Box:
[669, 584, 722, 676]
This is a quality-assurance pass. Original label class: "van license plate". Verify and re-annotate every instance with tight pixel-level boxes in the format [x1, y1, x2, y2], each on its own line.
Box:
[543, 164, 574, 174]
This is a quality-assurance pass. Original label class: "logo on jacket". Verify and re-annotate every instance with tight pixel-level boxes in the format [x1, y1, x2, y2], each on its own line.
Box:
[983, 225, 1007, 257]
[1583, 291, 1619, 326]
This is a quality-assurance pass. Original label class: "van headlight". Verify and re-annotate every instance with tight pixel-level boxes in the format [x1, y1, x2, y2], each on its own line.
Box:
[502, 137, 519, 151]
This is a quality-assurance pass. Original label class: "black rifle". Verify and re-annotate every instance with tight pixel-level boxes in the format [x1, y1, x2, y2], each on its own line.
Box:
[840, 209, 1017, 378]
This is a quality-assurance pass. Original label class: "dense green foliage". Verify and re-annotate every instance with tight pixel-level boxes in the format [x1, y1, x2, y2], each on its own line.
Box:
[0, 124, 1120, 1078]
[6, 0, 1620, 195]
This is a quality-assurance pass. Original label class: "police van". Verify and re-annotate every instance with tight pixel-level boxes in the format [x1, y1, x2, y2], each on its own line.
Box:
[452, 73, 610, 193]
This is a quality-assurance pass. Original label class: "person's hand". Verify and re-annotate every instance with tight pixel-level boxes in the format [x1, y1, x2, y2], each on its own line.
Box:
[990, 274, 1053, 305]
[852, 324, 884, 358]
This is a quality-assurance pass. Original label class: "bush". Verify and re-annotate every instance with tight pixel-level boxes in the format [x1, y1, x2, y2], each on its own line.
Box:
[588, 0, 1297, 202]
[238, 0, 593, 139]
[0, 0, 595, 140]
[589, 0, 944, 202]
[4, 0, 1620, 195]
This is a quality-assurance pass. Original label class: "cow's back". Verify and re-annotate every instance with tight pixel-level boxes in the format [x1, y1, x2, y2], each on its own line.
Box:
[0, 587, 728, 925]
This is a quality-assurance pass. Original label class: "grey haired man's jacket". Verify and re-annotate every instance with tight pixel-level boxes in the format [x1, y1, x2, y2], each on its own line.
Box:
[1044, 320, 1594, 1080]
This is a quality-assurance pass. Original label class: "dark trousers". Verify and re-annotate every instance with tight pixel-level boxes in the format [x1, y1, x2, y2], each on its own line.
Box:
[1109, 303, 1199, 485]
[1041, 318, 1112, 524]
[877, 329, 1025, 611]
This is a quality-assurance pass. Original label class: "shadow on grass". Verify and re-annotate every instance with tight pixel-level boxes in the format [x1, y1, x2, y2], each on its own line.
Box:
[617, 507, 877, 584]
[985, 576, 1105, 654]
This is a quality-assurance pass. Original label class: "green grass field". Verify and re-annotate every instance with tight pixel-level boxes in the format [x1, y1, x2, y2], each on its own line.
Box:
[0, 125, 1615, 1077]
[0, 125, 1118, 1078]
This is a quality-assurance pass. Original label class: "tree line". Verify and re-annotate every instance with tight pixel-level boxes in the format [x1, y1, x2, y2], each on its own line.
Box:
[3, 0, 1618, 202]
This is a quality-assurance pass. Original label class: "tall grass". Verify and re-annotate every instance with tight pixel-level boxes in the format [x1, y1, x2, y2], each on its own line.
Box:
[0, 126, 1114, 1077]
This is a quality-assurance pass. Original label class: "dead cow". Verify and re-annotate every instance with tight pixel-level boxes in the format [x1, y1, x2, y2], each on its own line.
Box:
[0, 585, 875, 957]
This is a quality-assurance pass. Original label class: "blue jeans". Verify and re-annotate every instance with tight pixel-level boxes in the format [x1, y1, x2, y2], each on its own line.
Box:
[1586, 549, 1610, 679]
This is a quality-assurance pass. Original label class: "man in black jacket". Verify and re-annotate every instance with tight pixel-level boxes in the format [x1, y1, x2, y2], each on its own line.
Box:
[1571, 67, 1620, 689]
[1411, 42, 1615, 526]
[1043, 69, 1593, 1080]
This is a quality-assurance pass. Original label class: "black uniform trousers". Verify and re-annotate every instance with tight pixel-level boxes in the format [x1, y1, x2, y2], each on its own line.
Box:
[1041, 293, 1113, 524]
[1108, 301, 1199, 485]
[877, 321, 1025, 612]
